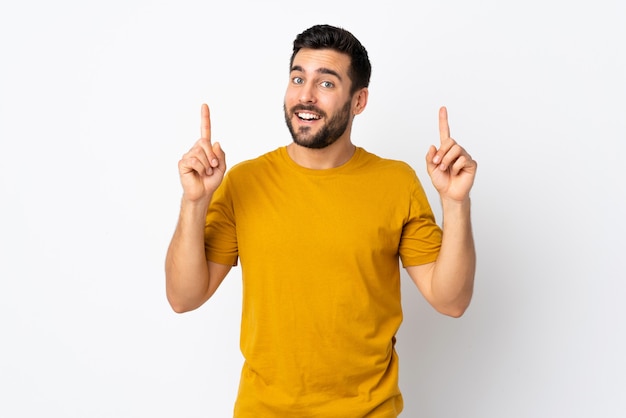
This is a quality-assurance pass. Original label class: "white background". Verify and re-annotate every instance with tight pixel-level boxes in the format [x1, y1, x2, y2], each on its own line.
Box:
[1, 0, 625, 416]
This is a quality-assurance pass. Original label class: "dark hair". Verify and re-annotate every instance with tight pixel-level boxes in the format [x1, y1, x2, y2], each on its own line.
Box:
[290, 24, 371, 95]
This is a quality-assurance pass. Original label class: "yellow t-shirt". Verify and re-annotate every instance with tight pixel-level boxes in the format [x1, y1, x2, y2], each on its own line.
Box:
[205, 146, 442, 417]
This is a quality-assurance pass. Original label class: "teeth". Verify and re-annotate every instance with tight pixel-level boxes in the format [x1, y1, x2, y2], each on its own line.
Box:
[297, 112, 320, 120]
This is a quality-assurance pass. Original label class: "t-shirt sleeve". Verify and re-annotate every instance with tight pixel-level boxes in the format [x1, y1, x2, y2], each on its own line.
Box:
[204, 174, 239, 266]
[399, 175, 442, 267]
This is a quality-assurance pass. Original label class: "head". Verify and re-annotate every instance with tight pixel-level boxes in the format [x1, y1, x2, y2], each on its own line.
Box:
[290, 24, 371, 95]
[284, 25, 371, 149]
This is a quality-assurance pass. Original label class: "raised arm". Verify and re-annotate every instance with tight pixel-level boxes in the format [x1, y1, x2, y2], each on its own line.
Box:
[407, 106, 477, 317]
[165, 104, 231, 313]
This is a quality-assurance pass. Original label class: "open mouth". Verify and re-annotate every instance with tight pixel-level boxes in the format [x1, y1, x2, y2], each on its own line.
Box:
[296, 112, 321, 121]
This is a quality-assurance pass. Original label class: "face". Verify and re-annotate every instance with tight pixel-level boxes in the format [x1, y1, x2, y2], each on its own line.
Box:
[283, 48, 359, 149]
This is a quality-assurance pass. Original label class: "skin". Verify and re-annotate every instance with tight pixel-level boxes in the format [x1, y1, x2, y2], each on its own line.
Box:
[283, 49, 356, 152]
[165, 48, 477, 317]
[406, 106, 477, 317]
[165, 104, 230, 313]
[283, 48, 368, 169]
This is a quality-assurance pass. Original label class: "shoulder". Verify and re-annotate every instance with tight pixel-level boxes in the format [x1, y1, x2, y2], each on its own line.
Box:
[226, 147, 285, 178]
[356, 148, 418, 179]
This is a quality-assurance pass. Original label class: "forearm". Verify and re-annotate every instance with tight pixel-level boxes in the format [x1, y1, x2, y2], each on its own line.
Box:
[431, 197, 476, 317]
[165, 197, 212, 313]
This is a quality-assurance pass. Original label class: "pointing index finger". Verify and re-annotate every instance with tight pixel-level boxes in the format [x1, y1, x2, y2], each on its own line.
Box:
[439, 106, 450, 144]
[201, 103, 211, 141]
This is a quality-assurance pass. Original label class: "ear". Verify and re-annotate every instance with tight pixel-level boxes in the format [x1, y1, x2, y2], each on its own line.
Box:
[352, 88, 369, 115]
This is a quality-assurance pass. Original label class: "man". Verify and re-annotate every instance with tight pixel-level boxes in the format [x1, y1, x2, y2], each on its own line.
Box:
[166, 24, 476, 417]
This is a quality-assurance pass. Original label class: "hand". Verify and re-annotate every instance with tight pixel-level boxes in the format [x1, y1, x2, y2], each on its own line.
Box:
[178, 103, 226, 203]
[426, 107, 477, 202]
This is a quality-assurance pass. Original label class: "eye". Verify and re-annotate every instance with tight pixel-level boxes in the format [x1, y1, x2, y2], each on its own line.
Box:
[292, 76, 304, 85]
[320, 81, 334, 88]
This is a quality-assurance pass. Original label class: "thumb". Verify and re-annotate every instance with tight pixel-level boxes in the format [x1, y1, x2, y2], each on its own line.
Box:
[212, 142, 227, 170]
[425, 145, 437, 174]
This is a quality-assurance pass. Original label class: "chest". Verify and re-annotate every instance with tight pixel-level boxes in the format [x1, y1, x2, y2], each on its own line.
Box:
[233, 175, 408, 263]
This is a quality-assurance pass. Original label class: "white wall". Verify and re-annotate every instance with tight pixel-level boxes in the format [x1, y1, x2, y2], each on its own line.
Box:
[1, 1, 625, 416]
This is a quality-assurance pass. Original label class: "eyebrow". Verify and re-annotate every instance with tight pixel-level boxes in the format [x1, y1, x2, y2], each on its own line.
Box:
[291, 65, 343, 82]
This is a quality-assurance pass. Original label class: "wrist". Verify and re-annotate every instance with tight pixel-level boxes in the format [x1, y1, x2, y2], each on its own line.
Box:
[180, 194, 212, 216]
[440, 196, 471, 209]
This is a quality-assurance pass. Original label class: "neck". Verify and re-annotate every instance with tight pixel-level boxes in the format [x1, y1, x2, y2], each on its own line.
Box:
[286, 138, 356, 170]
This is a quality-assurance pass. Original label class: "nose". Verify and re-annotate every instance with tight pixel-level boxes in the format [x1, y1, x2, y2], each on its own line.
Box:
[299, 83, 316, 104]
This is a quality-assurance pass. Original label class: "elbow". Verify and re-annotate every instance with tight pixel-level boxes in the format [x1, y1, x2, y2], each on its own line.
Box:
[434, 296, 472, 318]
[166, 291, 201, 314]
[169, 301, 192, 314]
[165, 274, 207, 314]
[432, 279, 474, 318]
[167, 296, 191, 314]
[439, 304, 469, 318]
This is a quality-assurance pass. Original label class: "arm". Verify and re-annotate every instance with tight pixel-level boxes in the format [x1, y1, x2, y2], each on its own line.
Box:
[406, 198, 475, 317]
[407, 107, 477, 318]
[165, 104, 231, 313]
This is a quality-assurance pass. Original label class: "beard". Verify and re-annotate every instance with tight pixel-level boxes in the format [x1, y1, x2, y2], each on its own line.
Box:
[284, 99, 352, 149]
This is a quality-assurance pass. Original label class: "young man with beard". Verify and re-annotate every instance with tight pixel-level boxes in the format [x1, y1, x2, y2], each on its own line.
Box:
[165, 24, 477, 417]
